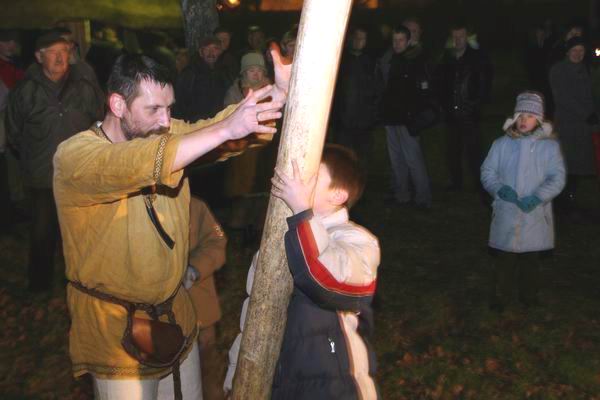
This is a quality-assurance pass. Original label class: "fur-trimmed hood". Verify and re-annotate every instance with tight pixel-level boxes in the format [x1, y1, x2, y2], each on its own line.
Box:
[502, 114, 556, 139]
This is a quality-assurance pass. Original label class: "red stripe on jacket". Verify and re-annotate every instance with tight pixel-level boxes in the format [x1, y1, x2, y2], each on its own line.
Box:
[296, 220, 377, 296]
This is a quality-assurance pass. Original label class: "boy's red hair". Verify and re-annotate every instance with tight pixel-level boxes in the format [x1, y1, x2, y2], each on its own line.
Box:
[321, 144, 365, 208]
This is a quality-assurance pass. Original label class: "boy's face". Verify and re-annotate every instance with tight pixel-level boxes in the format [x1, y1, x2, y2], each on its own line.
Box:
[516, 113, 539, 133]
[313, 163, 347, 216]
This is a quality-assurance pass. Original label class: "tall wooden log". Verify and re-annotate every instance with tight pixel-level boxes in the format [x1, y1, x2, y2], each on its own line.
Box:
[231, 1, 353, 398]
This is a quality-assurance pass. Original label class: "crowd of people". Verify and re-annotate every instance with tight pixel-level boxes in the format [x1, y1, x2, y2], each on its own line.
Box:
[0, 12, 599, 400]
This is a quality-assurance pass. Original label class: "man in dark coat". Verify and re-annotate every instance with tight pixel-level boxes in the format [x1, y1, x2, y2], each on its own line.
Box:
[550, 37, 597, 208]
[436, 22, 492, 194]
[332, 26, 378, 169]
[173, 36, 231, 122]
[378, 25, 433, 208]
[5, 32, 104, 291]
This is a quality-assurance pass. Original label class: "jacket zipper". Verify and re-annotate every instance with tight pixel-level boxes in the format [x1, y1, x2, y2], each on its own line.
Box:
[337, 312, 364, 400]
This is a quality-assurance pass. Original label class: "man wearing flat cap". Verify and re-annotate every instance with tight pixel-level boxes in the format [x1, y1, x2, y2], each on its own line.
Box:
[5, 31, 104, 292]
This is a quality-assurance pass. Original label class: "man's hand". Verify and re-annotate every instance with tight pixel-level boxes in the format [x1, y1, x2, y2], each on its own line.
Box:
[269, 43, 292, 104]
[223, 85, 283, 141]
[271, 160, 317, 214]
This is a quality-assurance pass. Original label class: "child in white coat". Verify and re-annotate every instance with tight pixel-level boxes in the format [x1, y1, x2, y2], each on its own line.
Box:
[481, 91, 566, 311]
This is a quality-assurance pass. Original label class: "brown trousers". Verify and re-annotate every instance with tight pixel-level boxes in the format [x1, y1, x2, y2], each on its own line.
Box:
[198, 325, 225, 400]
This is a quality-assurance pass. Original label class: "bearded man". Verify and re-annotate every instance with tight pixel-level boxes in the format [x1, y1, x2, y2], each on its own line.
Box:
[53, 52, 289, 400]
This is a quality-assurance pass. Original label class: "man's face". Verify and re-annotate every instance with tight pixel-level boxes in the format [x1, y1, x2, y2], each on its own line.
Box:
[404, 21, 422, 45]
[199, 43, 222, 67]
[216, 32, 231, 51]
[392, 32, 409, 54]
[452, 28, 468, 53]
[248, 31, 265, 51]
[36, 42, 70, 81]
[351, 30, 367, 52]
[567, 44, 585, 64]
[0, 40, 19, 60]
[244, 66, 265, 84]
[120, 79, 174, 141]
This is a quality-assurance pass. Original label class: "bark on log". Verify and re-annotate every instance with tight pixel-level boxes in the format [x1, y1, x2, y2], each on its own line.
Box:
[180, 0, 219, 55]
[231, 1, 354, 398]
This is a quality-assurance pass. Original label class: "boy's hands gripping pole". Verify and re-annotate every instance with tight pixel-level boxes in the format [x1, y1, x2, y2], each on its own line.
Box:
[271, 160, 317, 214]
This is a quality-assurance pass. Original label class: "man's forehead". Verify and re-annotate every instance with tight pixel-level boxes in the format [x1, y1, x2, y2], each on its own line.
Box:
[202, 44, 221, 51]
[135, 79, 175, 105]
[43, 42, 70, 52]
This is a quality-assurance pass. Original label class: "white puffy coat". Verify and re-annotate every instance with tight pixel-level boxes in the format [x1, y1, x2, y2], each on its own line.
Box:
[481, 122, 566, 253]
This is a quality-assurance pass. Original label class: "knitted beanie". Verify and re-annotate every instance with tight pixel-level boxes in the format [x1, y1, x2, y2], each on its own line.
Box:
[514, 91, 544, 119]
[240, 52, 266, 74]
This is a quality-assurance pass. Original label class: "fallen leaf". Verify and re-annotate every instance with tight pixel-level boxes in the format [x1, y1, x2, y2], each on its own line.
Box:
[485, 358, 500, 373]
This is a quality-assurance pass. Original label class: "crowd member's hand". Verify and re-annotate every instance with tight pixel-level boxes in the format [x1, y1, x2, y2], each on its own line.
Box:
[497, 185, 518, 203]
[517, 195, 542, 213]
[183, 265, 200, 290]
[223, 85, 283, 141]
[269, 42, 292, 104]
[271, 160, 317, 214]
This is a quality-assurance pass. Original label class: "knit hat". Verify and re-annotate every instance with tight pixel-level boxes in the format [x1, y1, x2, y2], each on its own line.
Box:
[503, 91, 553, 137]
[514, 91, 544, 119]
[240, 52, 266, 74]
[35, 31, 69, 51]
[565, 36, 586, 53]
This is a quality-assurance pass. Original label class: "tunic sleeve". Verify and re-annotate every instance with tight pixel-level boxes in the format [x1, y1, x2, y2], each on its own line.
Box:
[53, 132, 183, 206]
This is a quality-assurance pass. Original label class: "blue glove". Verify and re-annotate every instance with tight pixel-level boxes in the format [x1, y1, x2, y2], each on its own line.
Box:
[497, 185, 519, 203]
[517, 195, 542, 213]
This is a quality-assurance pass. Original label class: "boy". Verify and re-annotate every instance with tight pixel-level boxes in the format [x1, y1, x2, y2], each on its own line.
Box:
[225, 144, 380, 399]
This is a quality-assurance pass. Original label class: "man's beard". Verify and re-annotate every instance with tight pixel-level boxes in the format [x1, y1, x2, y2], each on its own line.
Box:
[120, 118, 167, 141]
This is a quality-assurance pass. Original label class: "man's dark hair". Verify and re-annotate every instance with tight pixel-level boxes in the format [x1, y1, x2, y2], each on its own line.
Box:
[402, 16, 422, 27]
[350, 25, 369, 36]
[107, 54, 174, 106]
[449, 20, 470, 33]
[214, 26, 232, 35]
[392, 25, 411, 41]
[321, 144, 365, 209]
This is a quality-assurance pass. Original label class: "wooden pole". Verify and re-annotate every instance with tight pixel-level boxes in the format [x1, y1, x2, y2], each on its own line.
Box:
[231, 0, 353, 398]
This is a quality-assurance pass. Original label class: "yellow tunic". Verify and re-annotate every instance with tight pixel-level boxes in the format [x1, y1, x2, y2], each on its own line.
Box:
[53, 107, 235, 379]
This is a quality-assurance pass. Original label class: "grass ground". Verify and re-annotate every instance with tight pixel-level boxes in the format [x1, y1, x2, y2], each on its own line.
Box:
[1, 49, 600, 399]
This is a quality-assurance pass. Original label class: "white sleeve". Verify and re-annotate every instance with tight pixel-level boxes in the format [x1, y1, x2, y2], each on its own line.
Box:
[223, 252, 258, 392]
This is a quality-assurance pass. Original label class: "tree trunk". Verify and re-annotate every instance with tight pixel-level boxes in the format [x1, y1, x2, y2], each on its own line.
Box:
[180, 0, 219, 56]
[231, 1, 353, 398]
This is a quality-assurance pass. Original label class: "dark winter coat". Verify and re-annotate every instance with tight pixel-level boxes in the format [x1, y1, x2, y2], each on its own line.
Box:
[173, 59, 231, 122]
[436, 46, 493, 121]
[332, 50, 378, 130]
[549, 60, 597, 175]
[379, 48, 433, 126]
[5, 64, 104, 188]
[271, 209, 380, 400]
